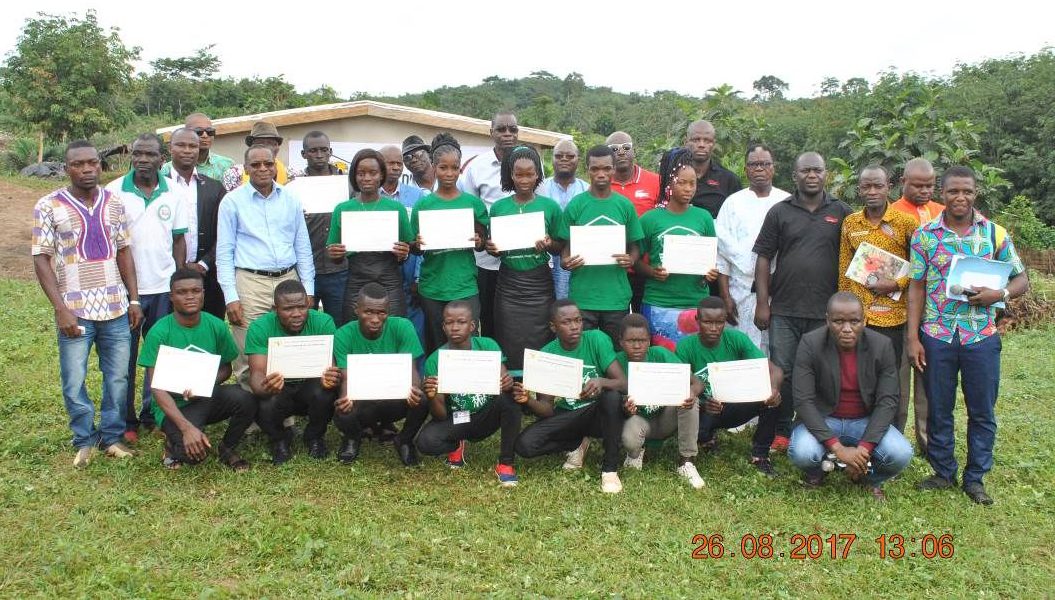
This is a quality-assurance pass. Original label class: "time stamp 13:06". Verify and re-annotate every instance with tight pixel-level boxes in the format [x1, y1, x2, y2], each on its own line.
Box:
[691, 533, 956, 560]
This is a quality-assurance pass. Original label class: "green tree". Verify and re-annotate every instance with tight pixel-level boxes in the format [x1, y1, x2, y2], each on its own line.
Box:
[752, 75, 788, 101]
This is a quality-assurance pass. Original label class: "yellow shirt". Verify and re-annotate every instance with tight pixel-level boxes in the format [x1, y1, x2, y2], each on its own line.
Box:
[838, 207, 918, 328]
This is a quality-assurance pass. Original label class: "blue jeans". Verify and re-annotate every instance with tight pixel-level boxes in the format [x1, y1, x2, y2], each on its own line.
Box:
[58, 314, 131, 448]
[788, 419, 913, 487]
[126, 293, 170, 428]
[921, 332, 1001, 485]
[314, 270, 349, 327]
[552, 254, 570, 300]
[768, 315, 826, 437]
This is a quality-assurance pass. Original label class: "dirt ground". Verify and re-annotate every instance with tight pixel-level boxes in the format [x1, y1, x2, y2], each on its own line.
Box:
[0, 179, 43, 281]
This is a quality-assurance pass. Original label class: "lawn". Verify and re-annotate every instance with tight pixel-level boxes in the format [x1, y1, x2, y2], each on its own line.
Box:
[0, 277, 1052, 598]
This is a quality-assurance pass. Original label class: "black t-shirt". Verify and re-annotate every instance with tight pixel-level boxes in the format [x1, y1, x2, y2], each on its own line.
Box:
[303, 166, 348, 275]
[689, 158, 743, 219]
[752, 192, 852, 319]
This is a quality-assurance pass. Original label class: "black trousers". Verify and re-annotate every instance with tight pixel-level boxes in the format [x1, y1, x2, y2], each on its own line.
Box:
[420, 295, 481, 356]
[332, 398, 429, 446]
[698, 400, 778, 459]
[629, 271, 647, 314]
[416, 393, 522, 465]
[514, 390, 623, 472]
[580, 309, 627, 348]
[160, 384, 257, 463]
[256, 379, 337, 443]
[203, 271, 227, 321]
[870, 324, 905, 368]
[477, 266, 499, 337]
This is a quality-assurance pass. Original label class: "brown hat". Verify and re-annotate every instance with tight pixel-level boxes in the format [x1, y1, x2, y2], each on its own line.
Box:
[245, 121, 283, 146]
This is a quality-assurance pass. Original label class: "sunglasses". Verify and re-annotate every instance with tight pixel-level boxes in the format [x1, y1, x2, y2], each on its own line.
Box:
[608, 143, 633, 153]
[494, 125, 519, 134]
[193, 127, 217, 136]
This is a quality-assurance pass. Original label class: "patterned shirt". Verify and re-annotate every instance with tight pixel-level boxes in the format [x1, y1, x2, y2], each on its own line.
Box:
[910, 211, 1024, 345]
[31, 187, 131, 321]
[837, 208, 918, 328]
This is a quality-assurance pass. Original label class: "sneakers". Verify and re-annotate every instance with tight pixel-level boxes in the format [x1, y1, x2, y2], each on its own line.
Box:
[770, 435, 790, 452]
[104, 442, 136, 459]
[751, 456, 777, 478]
[623, 449, 644, 470]
[445, 440, 466, 469]
[495, 464, 519, 487]
[562, 438, 590, 470]
[73, 447, 94, 468]
[803, 469, 827, 488]
[963, 482, 994, 505]
[918, 474, 957, 491]
[698, 438, 719, 454]
[677, 461, 705, 489]
[600, 471, 623, 494]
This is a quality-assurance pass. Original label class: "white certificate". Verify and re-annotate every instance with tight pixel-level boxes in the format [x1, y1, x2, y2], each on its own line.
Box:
[418, 208, 476, 250]
[662, 235, 718, 275]
[707, 358, 771, 403]
[570, 225, 625, 265]
[286, 175, 349, 214]
[152, 345, 221, 398]
[346, 353, 412, 400]
[266, 335, 333, 379]
[490, 212, 545, 252]
[341, 211, 399, 252]
[628, 361, 690, 406]
[438, 349, 502, 396]
[522, 349, 583, 399]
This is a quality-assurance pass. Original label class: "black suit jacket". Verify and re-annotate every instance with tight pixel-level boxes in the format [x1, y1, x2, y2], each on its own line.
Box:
[792, 327, 899, 446]
[191, 174, 227, 271]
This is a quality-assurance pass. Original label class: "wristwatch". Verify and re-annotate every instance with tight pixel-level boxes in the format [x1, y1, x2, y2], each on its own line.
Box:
[1001, 288, 1011, 302]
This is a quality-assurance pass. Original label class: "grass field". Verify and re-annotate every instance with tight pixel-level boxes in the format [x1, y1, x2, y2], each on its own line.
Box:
[1, 277, 1053, 598]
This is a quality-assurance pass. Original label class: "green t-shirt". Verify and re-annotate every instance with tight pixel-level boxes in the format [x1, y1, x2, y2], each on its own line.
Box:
[137, 312, 240, 425]
[333, 316, 424, 368]
[539, 329, 617, 411]
[411, 192, 490, 301]
[424, 336, 506, 413]
[488, 195, 563, 271]
[615, 345, 683, 418]
[639, 206, 716, 308]
[675, 329, 765, 401]
[244, 310, 337, 356]
[557, 191, 644, 311]
[327, 196, 414, 253]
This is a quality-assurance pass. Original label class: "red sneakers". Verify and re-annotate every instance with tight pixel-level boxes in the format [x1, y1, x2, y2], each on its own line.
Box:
[770, 435, 790, 452]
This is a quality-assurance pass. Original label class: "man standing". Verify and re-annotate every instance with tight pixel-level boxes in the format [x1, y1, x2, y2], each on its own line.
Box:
[300, 131, 348, 326]
[221, 121, 304, 192]
[161, 112, 234, 181]
[166, 128, 228, 319]
[607, 132, 660, 217]
[541, 139, 588, 299]
[459, 111, 520, 336]
[105, 133, 188, 441]
[753, 152, 852, 450]
[684, 120, 742, 219]
[380, 144, 426, 344]
[908, 166, 1028, 505]
[715, 144, 787, 350]
[837, 165, 917, 433]
[32, 140, 143, 466]
[216, 145, 315, 381]
[402, 135, 435, 192]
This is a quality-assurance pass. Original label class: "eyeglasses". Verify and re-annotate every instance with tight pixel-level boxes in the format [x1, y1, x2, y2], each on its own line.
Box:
[193, 127, 216, 137]
[608, 143, 633, 153]
[248, 161, 276, 169]
[494, 125, 519, 134]
[746, 161, 774, 169]
[553, 153, 577, 160]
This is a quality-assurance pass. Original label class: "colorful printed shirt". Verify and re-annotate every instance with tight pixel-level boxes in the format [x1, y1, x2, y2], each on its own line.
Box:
[837, 208, 918, 328]
[909, 211, 1024, 345]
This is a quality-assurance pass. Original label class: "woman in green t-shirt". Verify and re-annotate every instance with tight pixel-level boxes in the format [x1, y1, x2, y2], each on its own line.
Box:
[327, 149, 414, 321]
[635, 151, 719, 349]
[485, 146, 562, 371]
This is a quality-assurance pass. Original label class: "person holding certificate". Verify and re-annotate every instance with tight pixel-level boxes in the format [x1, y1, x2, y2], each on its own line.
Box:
[327, 149, 414, 322]
[409, 133, 490, 354]
[299, 131, 349, 327]
[556, 145, 644, 344]
[635, 150, 719, 349]
[513, 300, 628, 493]
[416, 302, 522, 486]
[789, 293, 913, 501]
[676, 297, 784, 477]
[138, 269, 257, 470]
[246, 280, 340, 465]
[485, 146, 562, 371]
[332, 283, 427, 466]
[616, 314, 704, 489]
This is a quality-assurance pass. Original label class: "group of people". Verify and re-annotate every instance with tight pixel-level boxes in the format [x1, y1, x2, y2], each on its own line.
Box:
[31, 109, 1027, 503]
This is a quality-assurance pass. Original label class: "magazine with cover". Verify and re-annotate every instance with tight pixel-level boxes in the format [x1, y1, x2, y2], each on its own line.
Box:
[845, 241, 910, 301]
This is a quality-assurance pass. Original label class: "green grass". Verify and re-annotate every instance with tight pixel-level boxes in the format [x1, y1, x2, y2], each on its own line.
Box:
[1, 277, 1052, 598]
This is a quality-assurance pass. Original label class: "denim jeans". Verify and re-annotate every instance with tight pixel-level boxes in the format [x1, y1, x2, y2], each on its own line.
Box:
[552, 254, 571, 300]
[788, 418, 913, 487]
[921, 332, 1001, 485]
[768, 315, 826, 437]
[58, 314, 131, 448]
[126, 293, 171, 428]
[313, 270, 349, 327]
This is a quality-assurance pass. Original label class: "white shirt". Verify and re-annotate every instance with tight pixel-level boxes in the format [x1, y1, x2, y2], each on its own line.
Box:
[458, 149, 504, 270]
[105, 175, 189, 295]
[715, 186, 788, 280]
[168, 168, 199, 264]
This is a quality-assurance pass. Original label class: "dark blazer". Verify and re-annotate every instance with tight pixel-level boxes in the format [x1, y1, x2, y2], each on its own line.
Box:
[792, 327, 899, 446]
[191, 174, 227, 271]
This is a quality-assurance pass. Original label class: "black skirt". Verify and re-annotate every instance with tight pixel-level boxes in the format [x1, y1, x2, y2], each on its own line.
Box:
[342, 252, 407, 320]
[494, 263, 555, 371]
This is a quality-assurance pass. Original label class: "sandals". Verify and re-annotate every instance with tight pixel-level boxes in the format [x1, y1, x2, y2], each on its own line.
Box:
[218, 445, 251, 472]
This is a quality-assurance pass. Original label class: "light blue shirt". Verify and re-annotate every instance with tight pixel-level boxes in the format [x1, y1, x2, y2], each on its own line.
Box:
[216, 181, 315, 303]
[540, 176, 589, 209]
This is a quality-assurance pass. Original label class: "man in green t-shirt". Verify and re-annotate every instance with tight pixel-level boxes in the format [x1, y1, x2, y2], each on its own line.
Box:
[675, 296, 784, 477]
[513, 299, 628, 493]
[416, 301, 522, 486]
[557, 146, 644, 344]
[246, 280, 341, 465]
[139, 268, 256, 470]
[332, 283, 427, 466]
[617, 314, 704, 489]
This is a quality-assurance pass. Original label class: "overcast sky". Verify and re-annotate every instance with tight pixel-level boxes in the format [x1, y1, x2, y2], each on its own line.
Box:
[2, 1, 1052, 101]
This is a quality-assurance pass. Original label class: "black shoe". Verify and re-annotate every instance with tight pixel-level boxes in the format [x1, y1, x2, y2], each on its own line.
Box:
[963, 482, 994, 505]
[803, 469, 827, 488]
[271, 439, 293, 465]
[396, 441, 419, 466]
[306, 438, 328, 460]
[750, 456, 777, 478]
[918, 474, 957, 491]
[338, 437, 360, 464]
[377, 423, 399, 444]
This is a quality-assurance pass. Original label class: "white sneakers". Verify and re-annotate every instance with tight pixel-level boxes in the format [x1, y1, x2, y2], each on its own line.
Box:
[600, 471, 623, 494]
[104, 442, 136, 459]
[623, 449, 644, 470]
[73, 447, 94, 468]
[562, 438, 591, 470]
[677, 462, 705, 489]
